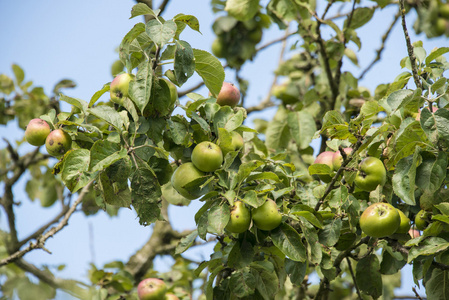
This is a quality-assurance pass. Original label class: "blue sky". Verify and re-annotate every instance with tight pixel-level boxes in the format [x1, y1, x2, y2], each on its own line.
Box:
[1, 0, 448, 298]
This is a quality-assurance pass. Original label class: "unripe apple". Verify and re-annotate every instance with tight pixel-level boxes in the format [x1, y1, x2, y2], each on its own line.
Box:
[354, 157, 386, 192]
[252, 199, 282, 231]
[215, 82, 240, 107]
[359, 202, 400, 238]
[231, 131, 243, 151]
[161, 78, 178, 108]
[25, 118, 51, 146]
[110, 73, 133, 106]
[332, 147, 352, 171]
[441, 4, 449, 19]
[395, 209, 411, 234]
[137, 278, 167, 300]
[45, 129, 72, 157]
[211, 38, 225, 58]
[226, 201, 251, 233]
[313, 151, 335, 183]
[435, 18, 448, 36]
[415, 210, 431, 230]
[171, 162, 209, 200]
[165, 294, 179, 300]
[191, 141, 223, 172]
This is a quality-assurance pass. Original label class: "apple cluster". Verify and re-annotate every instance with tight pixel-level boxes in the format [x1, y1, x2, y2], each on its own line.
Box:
[137, 278, 179, 300]
[313, 149, 387, 192]
[359, 202, 411, 238]
[226, 199, 283, 234]
[170, 82, 243, 200]
[25, 118, 72, 157]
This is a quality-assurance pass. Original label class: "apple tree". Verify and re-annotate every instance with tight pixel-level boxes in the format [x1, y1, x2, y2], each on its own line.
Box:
[1, 0, 449, 299]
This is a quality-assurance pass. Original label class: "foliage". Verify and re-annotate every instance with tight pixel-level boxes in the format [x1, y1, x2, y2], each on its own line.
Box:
[1, 0, 449, 299]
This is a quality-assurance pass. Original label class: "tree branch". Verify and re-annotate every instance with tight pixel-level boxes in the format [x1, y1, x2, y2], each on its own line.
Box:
[399, 0, 422, 89]
[0, 180, 94, 267]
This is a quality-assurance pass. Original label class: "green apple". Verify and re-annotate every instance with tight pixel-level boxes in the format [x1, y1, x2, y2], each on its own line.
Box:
[161, 78, 178, 108]
[211, 38, 225, 58]
[215, 82, 240, 107]
[110, 73, 133, 105]
[226, 201, 251, 233]
[313, 151, 335, 183]
[171, 162, 209, 200]
[231, 131, 243, 151]
[359, 202, 400, 238]
[440, 4, 449, 19]
[137, 278, 167, 300]
[25, 118, 51, 146]
[191, 141, 223, 172]
[395, 209, 411, 234]
[415, 210, 431, 230]
[45, 129, 72, 157]
[332, 147, 352, 171]
[252, 199, 282, 231]
[435, 18, 447, 36]
[354, 157, 386, 192]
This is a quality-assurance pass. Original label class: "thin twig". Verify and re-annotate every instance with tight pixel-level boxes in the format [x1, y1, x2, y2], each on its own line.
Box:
[0, 180, 94, 267]
[346, 257, 362, 299]
[398, 0, 422, 89]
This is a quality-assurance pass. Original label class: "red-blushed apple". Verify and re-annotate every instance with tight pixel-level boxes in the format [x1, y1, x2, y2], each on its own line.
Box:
[215, 82, 240, 107]
[226, 201, 251, 233]
[359, 202, 401, 238]
[354, 157, 386, 192]
[25, 118, 51, 146]
[252, 199, 282, 231]
[332, 147, 352, 171]
[191, 141, 223, 172]
[137, 278, 167, 300]
[45, 129, 72, 157]
[110, 73, 133, 106]
[165, 294, 179, 300]
[313, 151, 335, 183]
[395, 209, 411, 234]
[408, 229, 421, 238]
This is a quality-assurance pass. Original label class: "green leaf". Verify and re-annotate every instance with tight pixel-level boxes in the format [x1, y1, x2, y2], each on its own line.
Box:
[61, 149, 94, 193]
[345, 7, 374, 29]
[271, 223, 307, 262]
[424, 267, 449, 300]
[207, 203, 230, 235]
[60, 94, 88, 114]
[224, 109, 244, 132]
[175, 230, 198, 254]
[250, 261, 279, 300]
[265, 118, 290, 151]
[408, 237, 449, 263]
[229, 270, 256, 297]
[174, 40, 195, 86]
[131, 165, 162, 226]
[392, 150, 419, 205]
[53, 79, 76, 95]
[89, 141, 127, 173]
[228, 239, 255, 269]
[230, 160, 264, 190]
[88, 106, 124, 132]
[285, 259, 307, 285]
[98, 171, 131, 207]
[89, 84, 110, 107]
[119, 23, 146, 63]
[130, 3, 159, 19]
[145, 19, 177, 47]
[355, 254, 383, 299]
[416, 151, 447, 194]
[422, 108, 449, 148]
[287, 111, 317, 150]
[129, 61, 153, 113]
[292, 211, 323, 229]
[146, 78, 171, 117]
[149, 157, 172, 185]
[12, 64, 25, 84]
[318, 219, 342, 247]
[174, 14, 201, 33]
[425, 47, 449, 65]
[225, 0, 259, 21]
[192, 49, 225, 97]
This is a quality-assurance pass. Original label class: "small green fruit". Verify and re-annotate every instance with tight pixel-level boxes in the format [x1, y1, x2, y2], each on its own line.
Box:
[110, 73, 133, 105]
[359, 202, 400, 238]
[191, 141, 223, 172]
[252, 199, 282, 231]
[395, 209, 411, 234]
[354, 157, 387, 192]
[226, 201, 251, 233]
[171, 162, 209, 200]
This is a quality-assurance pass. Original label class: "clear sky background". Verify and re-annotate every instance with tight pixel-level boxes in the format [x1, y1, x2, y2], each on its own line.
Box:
[0, 0, 448, 299]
